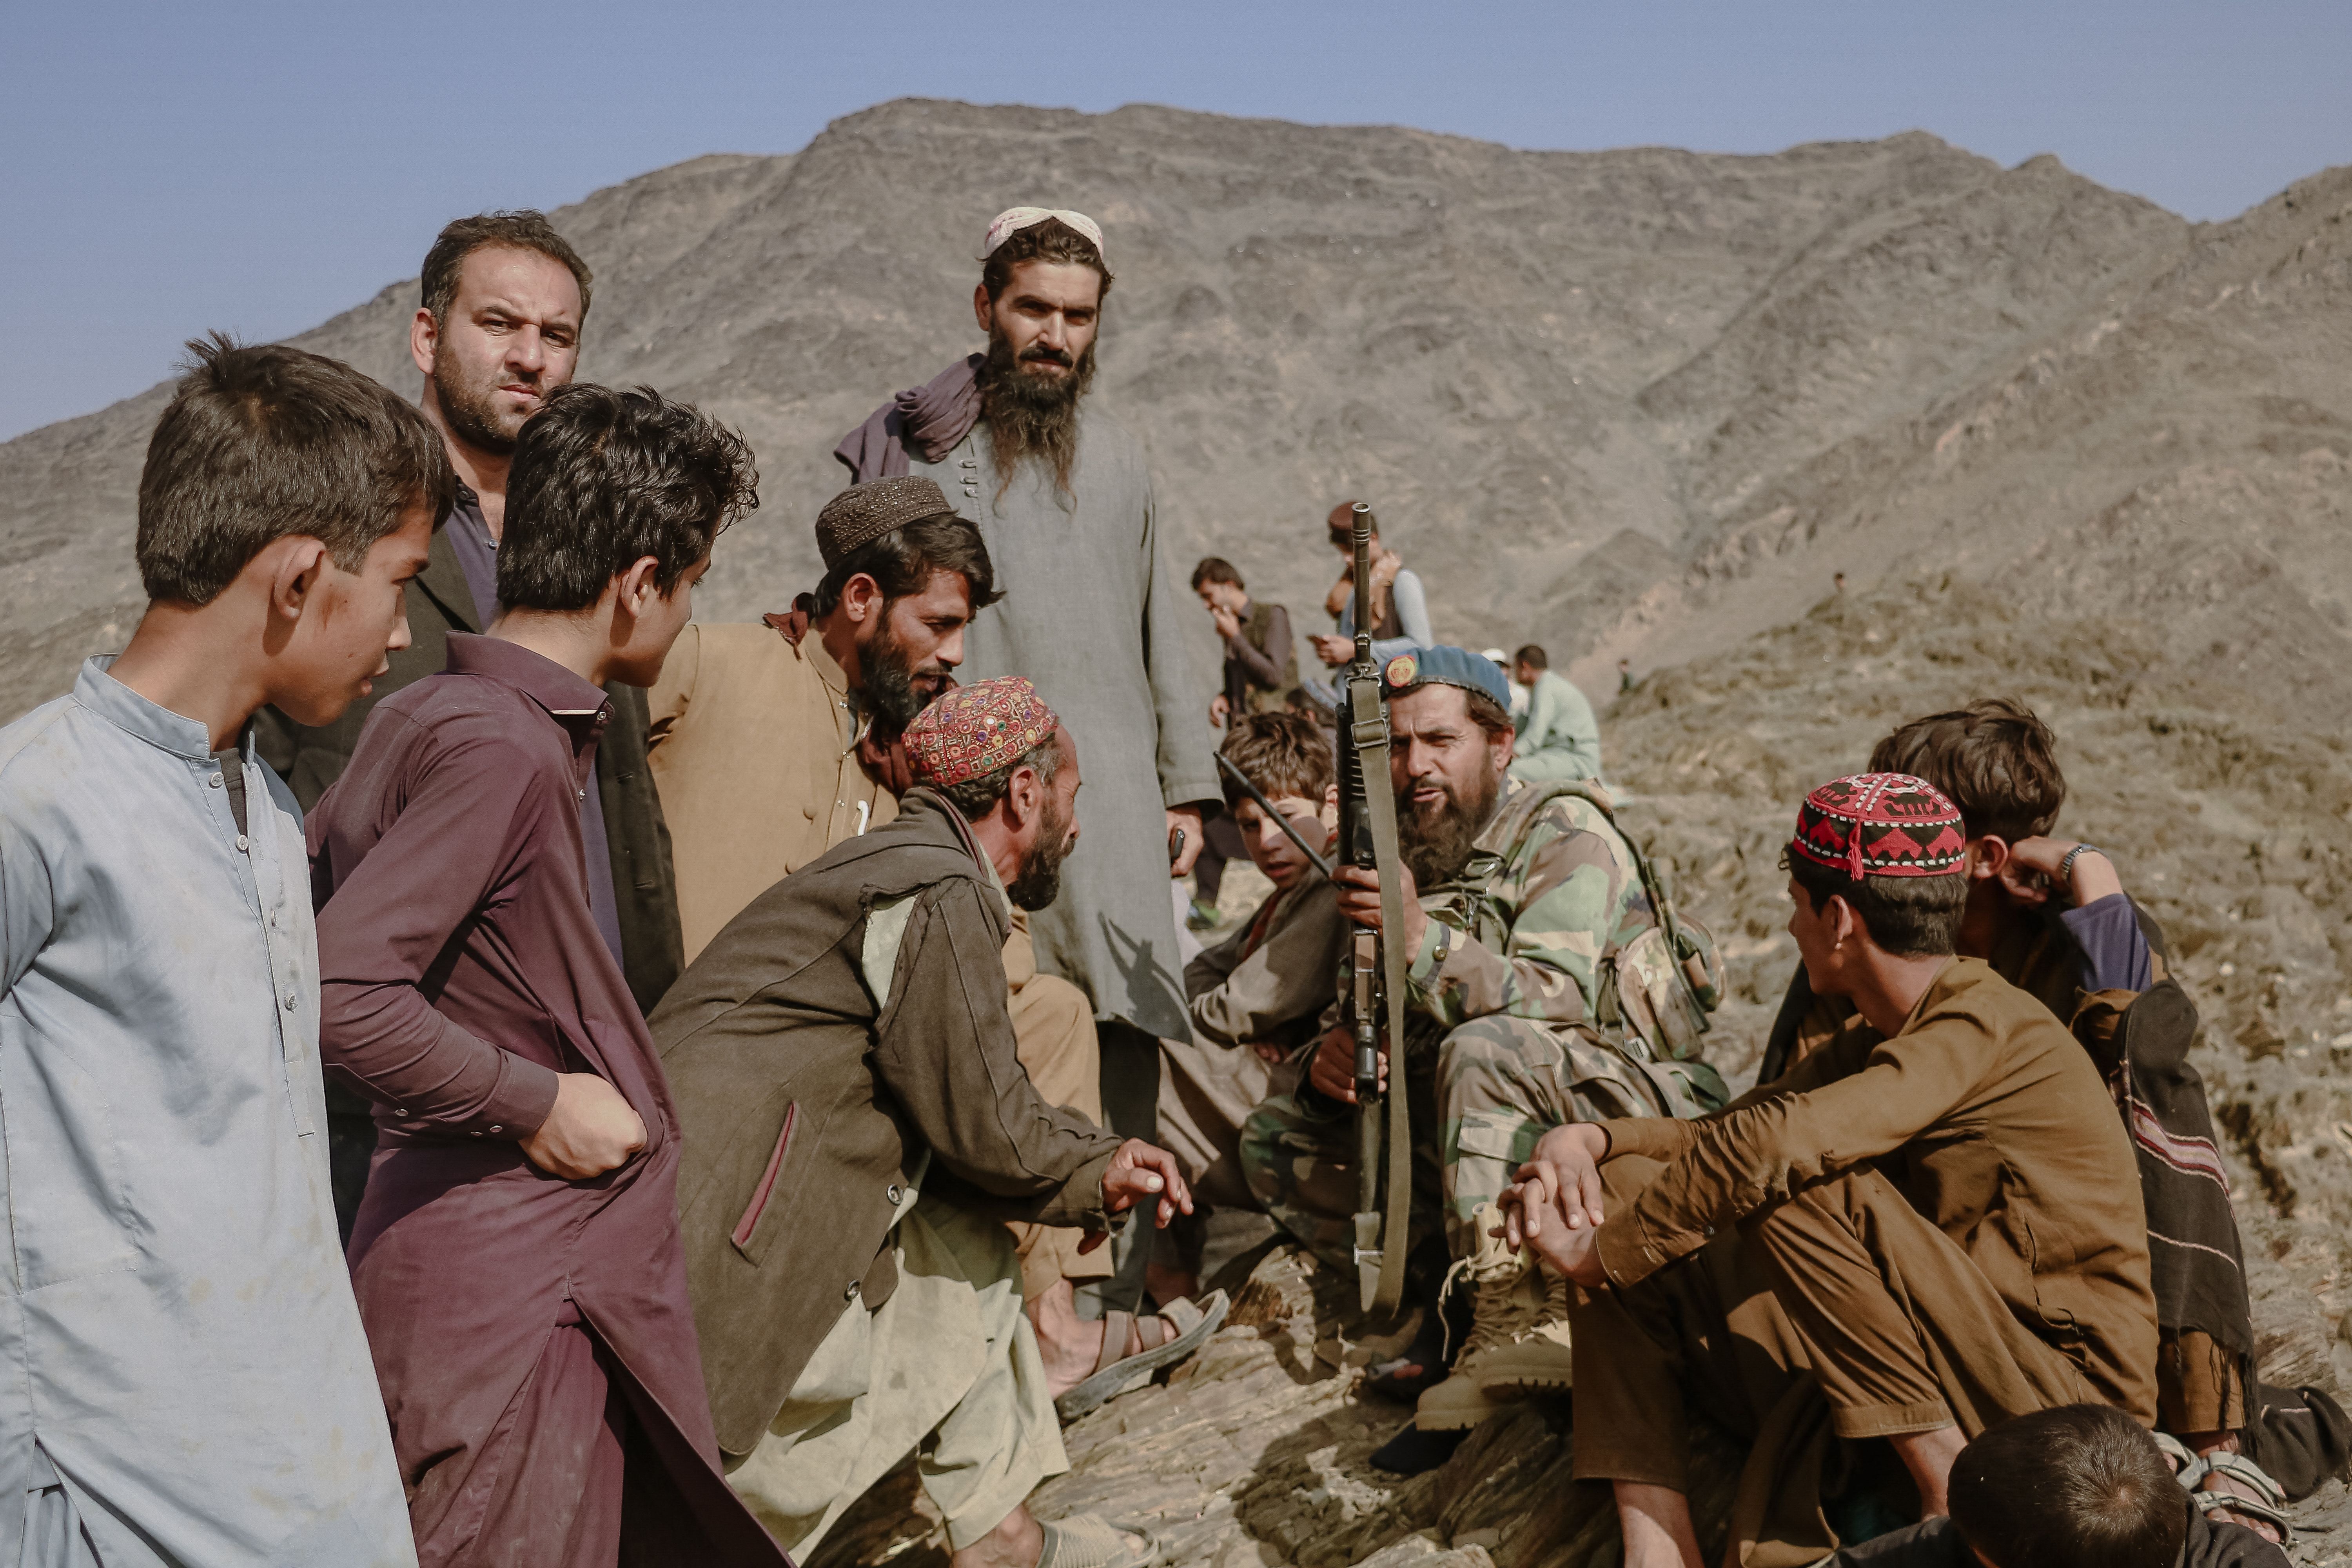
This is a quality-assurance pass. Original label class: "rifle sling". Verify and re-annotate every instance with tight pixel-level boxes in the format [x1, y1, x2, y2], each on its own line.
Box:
[1348, 673, 1414, 1316]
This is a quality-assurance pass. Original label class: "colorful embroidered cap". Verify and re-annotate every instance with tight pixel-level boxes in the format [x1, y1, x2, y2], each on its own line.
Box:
[983, 207, 1107, 264]
[1377, 643, 1513, 713]
[815, 477, 961, 568]
[906, 677, 1059, 788]
[1790, 773, 1968, 880]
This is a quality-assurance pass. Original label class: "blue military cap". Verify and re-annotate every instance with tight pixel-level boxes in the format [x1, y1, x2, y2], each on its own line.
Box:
[1377, 644, 1512, 711]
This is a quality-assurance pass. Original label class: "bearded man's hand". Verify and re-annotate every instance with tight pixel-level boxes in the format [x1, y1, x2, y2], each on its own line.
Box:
[1331, 862, 1428, 956]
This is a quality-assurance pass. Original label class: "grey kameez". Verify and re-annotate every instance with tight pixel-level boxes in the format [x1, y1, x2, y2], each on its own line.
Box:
[0, 660, 413, 1566]
[907, 415, 1217, 1039]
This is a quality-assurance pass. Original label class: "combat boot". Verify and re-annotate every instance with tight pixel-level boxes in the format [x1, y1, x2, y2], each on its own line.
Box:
[1475, 1254, 1573, 1396]
[1411, 1203, 1546, 1432]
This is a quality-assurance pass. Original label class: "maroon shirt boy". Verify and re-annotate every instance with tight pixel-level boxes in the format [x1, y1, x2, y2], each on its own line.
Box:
[311, 386, 779, 1567]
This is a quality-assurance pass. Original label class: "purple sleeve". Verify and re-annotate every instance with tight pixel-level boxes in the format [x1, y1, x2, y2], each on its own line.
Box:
[2061, 893, 2153, 995]
[314, 723, 562, 1138]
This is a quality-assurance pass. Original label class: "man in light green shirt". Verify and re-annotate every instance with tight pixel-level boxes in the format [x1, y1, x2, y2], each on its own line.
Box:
[1508, 644, 1601, 782]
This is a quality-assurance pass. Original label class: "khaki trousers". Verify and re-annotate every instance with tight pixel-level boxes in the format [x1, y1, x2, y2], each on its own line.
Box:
[1573, 1156, 2107, 1564]
[727, 1194, 1066, 1557]
[1004, 930, 1115, 1303]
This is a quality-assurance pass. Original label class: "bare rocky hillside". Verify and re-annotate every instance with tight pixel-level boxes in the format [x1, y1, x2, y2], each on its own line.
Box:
[5, 96, 2351, 1559]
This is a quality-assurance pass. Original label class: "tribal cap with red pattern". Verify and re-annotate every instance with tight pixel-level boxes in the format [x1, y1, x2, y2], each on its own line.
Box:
[1790, 773, 1967, 880]
[906, 676, 1059, 788]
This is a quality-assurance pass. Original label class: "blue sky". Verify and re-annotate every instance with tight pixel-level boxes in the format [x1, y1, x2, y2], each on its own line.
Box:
[5, 0, 2348, 442]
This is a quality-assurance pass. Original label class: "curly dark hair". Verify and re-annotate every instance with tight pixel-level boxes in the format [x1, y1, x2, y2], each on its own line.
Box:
[137, 333, 454, 606]
[496, 384, 757, 613]
[1869, 698, 2065, 843]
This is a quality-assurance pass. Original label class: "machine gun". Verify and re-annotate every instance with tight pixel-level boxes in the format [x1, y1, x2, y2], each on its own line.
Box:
[1335, 503, 1414, 1315]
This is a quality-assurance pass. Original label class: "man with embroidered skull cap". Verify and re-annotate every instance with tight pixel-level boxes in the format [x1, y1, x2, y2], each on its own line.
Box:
[837, 208, 1220, 1333]
[1499, 773, 2160, 1568]
[654, 676, 1209, 1568]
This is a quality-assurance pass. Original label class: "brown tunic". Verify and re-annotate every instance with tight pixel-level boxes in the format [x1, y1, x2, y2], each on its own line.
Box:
[310, 633, 782, 1564]
[646, 617, 897, 964]
[1597, 956, 2158, 1421]
[653, 789, 1124, 1456]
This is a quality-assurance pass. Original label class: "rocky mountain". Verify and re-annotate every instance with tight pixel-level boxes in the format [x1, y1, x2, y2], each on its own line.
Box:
[16, 98, 2349, 726]
[6, 96, 2352, 1556]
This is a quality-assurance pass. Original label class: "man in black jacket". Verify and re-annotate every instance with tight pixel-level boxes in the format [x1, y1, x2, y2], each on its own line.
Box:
[255, 211, 682, 1236]
[655, 678, 1204, 1568]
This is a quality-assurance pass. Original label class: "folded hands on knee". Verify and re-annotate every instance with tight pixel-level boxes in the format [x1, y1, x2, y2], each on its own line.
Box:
[1497, 1123, 1611, 1287]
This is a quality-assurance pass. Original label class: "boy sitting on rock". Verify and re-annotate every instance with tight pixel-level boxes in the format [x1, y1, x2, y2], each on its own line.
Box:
[1152, 711, 1347, 1305]
[1765, 699, 2307, 1543]
[1502, 773, 2160, 1568]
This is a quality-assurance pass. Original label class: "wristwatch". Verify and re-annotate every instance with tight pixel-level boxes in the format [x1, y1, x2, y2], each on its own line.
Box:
[2056, 843, 2103, 882]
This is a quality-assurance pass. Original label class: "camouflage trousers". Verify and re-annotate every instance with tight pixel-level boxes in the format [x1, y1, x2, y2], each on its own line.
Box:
[1239, 1014, 1708, 1267]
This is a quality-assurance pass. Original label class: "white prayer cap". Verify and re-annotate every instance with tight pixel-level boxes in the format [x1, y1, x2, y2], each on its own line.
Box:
[983, 207, 1107, 265]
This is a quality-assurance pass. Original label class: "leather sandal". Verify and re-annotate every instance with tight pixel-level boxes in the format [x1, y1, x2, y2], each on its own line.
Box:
[2173, 1445, 2293, 1546]
[1053, 1290, 1229, 1421]
[1034, 1514, 1162, 1568]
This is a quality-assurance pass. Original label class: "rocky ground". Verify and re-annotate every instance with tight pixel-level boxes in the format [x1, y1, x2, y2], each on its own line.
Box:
[804, 1235, 2352, 1568]
[809, 577, 2352, 1568]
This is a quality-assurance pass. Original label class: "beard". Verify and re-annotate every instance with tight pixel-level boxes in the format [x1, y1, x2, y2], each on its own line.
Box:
[857, 617, 955, 733]
[977, 324, 1094, 495]
[1398, 765, 1503, 889]
[432, 348, 541, 456]
[1006, 791, 1078, 913]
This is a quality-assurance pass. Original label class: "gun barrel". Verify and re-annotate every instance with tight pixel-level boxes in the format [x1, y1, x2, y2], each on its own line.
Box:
[1350, 503, 1375, 666]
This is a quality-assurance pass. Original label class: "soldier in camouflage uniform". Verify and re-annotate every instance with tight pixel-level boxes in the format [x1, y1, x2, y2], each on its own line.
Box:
[1237, 645, 1719, 1447]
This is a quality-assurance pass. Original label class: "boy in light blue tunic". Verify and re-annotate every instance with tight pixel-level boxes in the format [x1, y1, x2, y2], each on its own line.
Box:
[0, 337, 445, 1566]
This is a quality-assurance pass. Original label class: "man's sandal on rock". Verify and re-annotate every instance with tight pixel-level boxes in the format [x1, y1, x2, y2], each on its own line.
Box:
[1035, 1514, 1162, 1568]
[2158, 1434, 2294, 1546]
[1053, 1290, 1230, 1421]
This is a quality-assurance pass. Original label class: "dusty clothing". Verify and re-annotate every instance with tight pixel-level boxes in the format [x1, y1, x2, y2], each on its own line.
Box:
[866, 408, 1218, 1039]
[1186, 879, 1348, 1059]
[1508, 668, 1601, 783]
[646, 617, 898, 963]
[641, 615, 1106, 1300]
[1598, 958, 2158, 1423]
[1765, 900, 2254, 1437]
[1004, 922, 1117, 1301]
[0, 661, 412, 1566]
[1241, 779, 1713, 1265]
[1577, 1155, 2105, 1565]
[653, 789, 1125, 1457]
[728, 1191, 1063, 1557]
[311, 634, 778, 1566]
[1220, 599, 1298, 715]
[1246, 1011, 1678, 1267]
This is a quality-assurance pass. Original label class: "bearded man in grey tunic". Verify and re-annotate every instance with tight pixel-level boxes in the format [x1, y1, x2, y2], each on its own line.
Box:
[837, 207, 1220, 1318]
